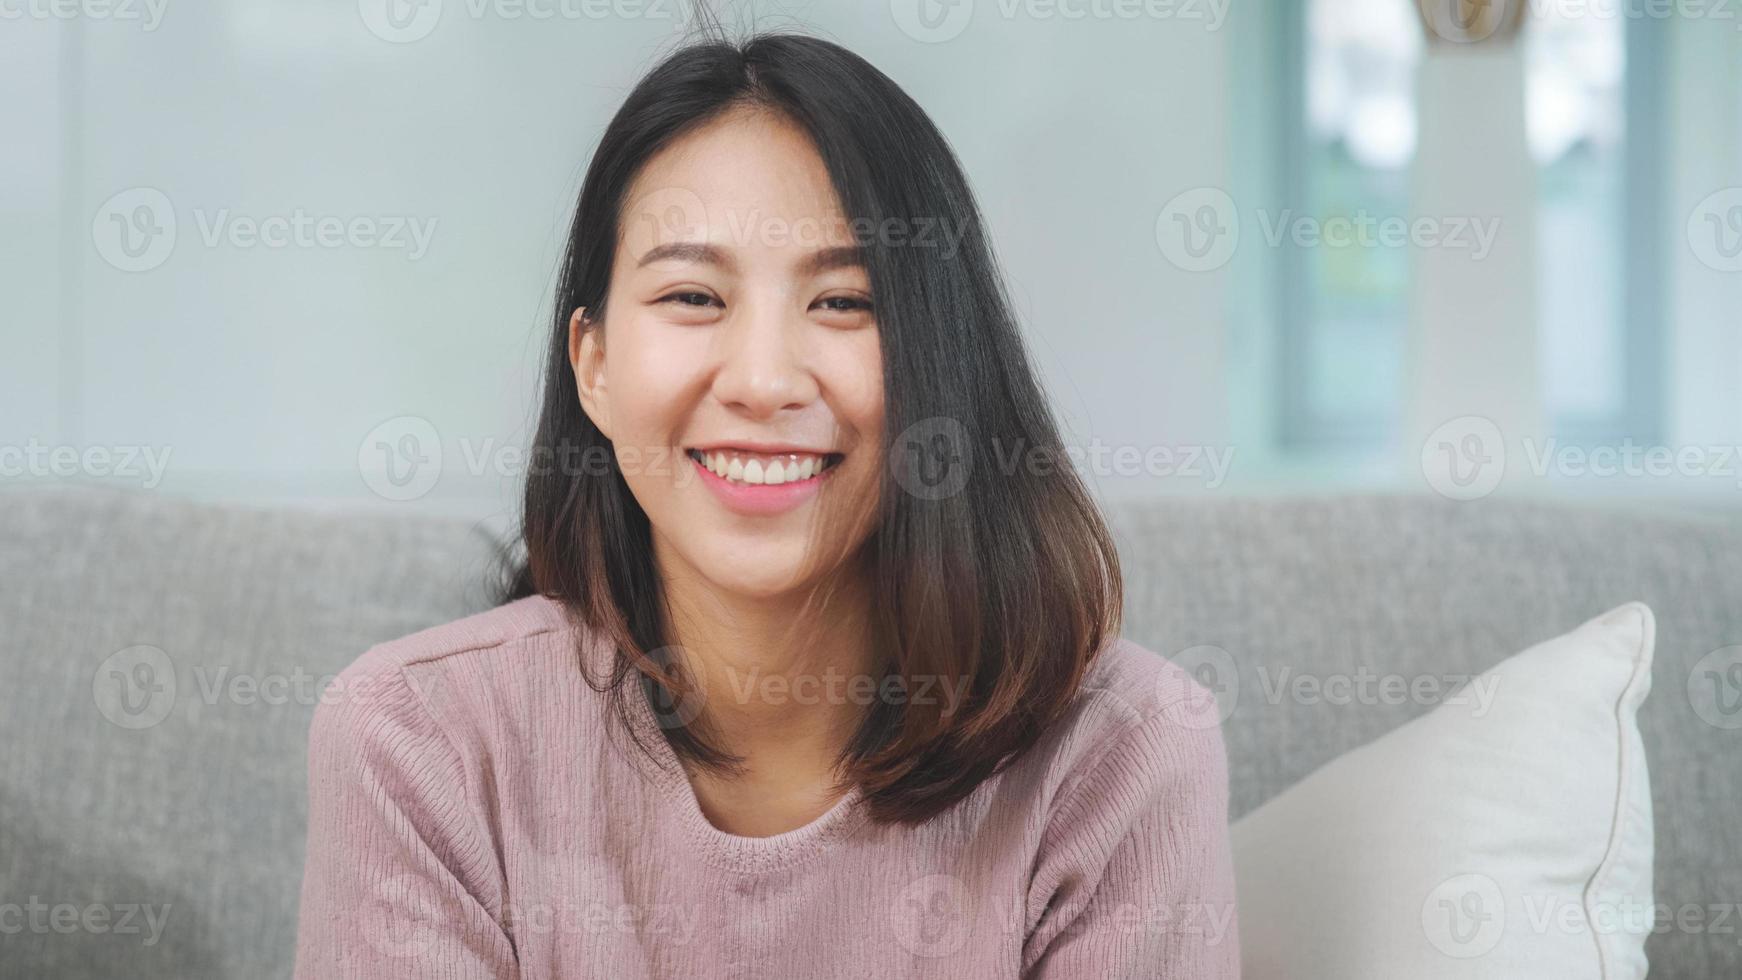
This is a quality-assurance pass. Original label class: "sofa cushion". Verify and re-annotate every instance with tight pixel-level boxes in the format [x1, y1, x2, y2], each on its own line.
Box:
[1107, 494, 1742, 979]
[1230, 602, 1656, 978]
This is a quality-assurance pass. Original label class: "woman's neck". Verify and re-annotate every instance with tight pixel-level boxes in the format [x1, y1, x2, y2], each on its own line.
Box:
[655, 556, 876, 835]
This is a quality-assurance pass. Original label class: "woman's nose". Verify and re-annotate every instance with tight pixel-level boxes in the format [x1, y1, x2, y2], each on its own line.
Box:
[709, 301, 819, 418]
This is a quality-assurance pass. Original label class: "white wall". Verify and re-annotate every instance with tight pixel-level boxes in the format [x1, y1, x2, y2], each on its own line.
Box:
[3, 0, 1233, 525]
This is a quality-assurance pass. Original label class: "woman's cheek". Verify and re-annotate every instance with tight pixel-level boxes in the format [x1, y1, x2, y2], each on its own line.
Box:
[851, 341, 887, 445]
[612, 323, 708, 446]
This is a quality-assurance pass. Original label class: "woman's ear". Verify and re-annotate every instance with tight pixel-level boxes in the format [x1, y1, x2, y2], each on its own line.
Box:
[568, 306, 612, 440]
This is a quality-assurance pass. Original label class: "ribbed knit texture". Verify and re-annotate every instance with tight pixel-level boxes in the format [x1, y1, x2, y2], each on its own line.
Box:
[292, 594, 1239, 978]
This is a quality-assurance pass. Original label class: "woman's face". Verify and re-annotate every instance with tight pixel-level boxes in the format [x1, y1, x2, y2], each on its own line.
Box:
[570, 106, 884, 601]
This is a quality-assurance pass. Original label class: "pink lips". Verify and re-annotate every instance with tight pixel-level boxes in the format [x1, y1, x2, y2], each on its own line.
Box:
[690, 453, 837, 517]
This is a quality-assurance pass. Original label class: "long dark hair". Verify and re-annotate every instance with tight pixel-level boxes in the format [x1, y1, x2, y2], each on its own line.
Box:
[495, 22, 1123, 826]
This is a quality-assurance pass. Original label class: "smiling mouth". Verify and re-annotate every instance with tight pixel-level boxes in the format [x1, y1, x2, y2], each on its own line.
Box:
[684, 448, 845, 486]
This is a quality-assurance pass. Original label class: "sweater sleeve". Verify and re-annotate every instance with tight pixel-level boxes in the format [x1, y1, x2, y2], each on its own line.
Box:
[1021, 706, 1241, 978]
[293, 658, 518, 980]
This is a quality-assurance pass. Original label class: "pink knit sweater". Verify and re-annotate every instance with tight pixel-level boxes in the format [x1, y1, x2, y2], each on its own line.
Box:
[292, 594, 1239, 978]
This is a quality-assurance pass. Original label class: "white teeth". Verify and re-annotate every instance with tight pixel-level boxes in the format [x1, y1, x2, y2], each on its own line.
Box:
[697, 450, 834, 486]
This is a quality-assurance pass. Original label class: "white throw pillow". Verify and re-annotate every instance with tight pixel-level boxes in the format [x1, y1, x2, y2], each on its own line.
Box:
[1231, 602, 1656, 979]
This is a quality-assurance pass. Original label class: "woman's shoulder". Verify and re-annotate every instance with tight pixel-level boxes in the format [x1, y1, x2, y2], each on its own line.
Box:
[339, 593, 577, 676]
[1023, 637, 1230, 812]
[313, 594, 607, 746]
[329, 593, 599, 691]
[1074, 636, 1226, 733]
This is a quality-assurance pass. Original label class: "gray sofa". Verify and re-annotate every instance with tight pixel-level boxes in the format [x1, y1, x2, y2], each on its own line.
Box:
[2, 487, 1738, 977]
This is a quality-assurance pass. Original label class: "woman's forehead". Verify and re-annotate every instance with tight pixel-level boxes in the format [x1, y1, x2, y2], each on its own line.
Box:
[621, 112, 849, 242]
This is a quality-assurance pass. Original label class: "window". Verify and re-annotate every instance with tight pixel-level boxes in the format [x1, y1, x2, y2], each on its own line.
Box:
[1532, 10, 1665, 445]
[1272, 0, 1664, 454]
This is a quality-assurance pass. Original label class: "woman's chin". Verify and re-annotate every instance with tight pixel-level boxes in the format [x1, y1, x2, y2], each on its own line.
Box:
[684, 541, 820, 601]
[703, 565, 813, 603]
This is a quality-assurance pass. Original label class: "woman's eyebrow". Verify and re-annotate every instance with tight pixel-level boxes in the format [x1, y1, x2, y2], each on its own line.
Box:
[636, 241, 734, 270]
[797, 245, 865, 277]
[635, 241, 864, 276]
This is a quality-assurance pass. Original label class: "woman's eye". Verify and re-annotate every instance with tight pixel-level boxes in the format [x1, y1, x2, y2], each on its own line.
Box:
[660, 291, 719, 308]
[815, 296, 873, 314]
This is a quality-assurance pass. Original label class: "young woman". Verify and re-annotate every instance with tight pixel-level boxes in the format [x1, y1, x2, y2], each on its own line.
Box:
[295, 27, 1238, 979]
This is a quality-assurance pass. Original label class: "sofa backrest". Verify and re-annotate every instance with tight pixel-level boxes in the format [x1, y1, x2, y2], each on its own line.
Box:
[2, 488, 1736, 977]
[1, 488, 500, 979]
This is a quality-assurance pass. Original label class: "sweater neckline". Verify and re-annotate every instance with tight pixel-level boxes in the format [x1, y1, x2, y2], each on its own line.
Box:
[618, 641, 872, 876]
